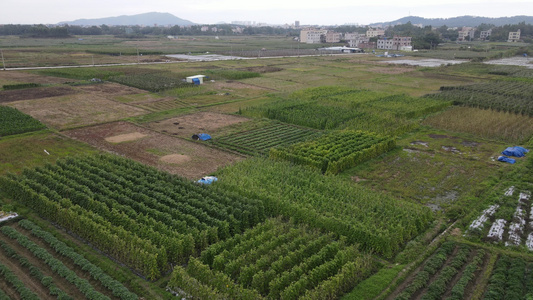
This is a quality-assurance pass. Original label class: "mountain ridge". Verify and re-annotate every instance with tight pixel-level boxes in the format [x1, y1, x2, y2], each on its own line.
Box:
[59, 12, 195, 26]
[369, 15, 533, 27]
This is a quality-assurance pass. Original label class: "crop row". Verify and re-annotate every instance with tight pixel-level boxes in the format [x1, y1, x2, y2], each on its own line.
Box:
[395, 241, 457, 300]
[427, 81, 533, 116]
[483, 255, 533, 299]
[0, 239, 73, 299]
[0, 106, 46, 137]
[270, 130, 396, 174]
[110, 73, 195, 92]
[241, 87, 449, 135]
[0, 262, 40, 300]
[18, 219, 137, 299]
[168, 218, 377, 299]
[467, 187, 532, 249]
[2, 83, 41, 90]
[212, 122, 320, 156]
[0, 154, 266, 279]
[1, 226, 111, 299]
[214, 158, 433, 258]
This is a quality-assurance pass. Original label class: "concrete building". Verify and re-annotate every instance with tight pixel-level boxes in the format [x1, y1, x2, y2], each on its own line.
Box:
[300, 29, 328, 44]
[480, 29, 492, 40]
[458, 27, 476, 41]
[377, 38, 394, 49]
[348, 36, 370, 48]
[344, 32, 364, 40]
[295, 21, 300, 28]
[508, 29, 521, 42]
[366, 28, 385, 37]
[393, 36, 412, 50]
[357, 42, 376, 49]
[325, 32, 341, 43]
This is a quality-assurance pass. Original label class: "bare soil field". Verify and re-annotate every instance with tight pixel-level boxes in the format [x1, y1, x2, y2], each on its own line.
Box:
[0, 86, 77, 103]
[147, 111, 250, 139]
[105, 132, 147, 143]
[64, 121, 244, 179]
[7, 94, 147, 130]
[0, 71, 67, 86]
[74, 82, 147, 95]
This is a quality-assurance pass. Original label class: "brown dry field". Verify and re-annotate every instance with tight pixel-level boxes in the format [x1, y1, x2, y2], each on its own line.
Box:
[74, 82, 146, 95]
[147, 111, 250, 139]
[64, 121, 244, 179]
[0, 86, 78, 103]
[7, 93, 147, 130]
[5, 82, 148, 130]
[0, 71, 68, 86]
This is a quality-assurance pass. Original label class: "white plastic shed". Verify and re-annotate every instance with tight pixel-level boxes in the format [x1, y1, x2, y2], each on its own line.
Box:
[186, 75, 207, 85]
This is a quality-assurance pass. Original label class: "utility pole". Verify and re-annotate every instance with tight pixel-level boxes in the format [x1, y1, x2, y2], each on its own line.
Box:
[137, 48, 140, 64]
[91, 55, 95, 66]
[1, 50, 5, 70]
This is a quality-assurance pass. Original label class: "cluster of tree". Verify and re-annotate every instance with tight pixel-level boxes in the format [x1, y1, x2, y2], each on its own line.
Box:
[1, 22, 531, 44]
[0, 23, 301, 38]
[486, 22, 533, 42]
[385, 21, 533, 47]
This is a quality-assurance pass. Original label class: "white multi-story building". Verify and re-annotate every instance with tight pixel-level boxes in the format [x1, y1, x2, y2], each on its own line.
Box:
[377, 38, 394, 49]
[458, 27, 476, 41]
[366, 28, 385, 37]
[508, 29, 521, 42]
[480, 29, 492, 40]
[325, 32, 341, 43]
[393, 36, 412, 50]
[300, 29, 328, 44]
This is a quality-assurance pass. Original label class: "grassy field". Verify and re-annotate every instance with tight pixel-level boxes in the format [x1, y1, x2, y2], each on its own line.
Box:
[0, 35, 532, 299]
[423, 106, 533, 144]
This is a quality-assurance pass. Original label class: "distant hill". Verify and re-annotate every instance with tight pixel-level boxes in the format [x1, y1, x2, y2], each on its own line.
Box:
[60, 12, 195, 26]
[370, 15, 533, 27]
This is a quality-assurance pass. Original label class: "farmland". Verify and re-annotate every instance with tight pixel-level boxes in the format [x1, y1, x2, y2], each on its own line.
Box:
[211, 121, 321, 156]
[0, 106, 46, 137]
[0, 35, 532, 299]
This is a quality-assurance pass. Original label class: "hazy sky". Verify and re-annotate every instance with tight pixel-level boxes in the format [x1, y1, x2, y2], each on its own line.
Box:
[3, 0, 533, 25]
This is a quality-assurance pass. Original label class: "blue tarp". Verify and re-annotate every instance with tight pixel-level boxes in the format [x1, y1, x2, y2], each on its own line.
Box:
[197, 176, 218, 184]
[192, 133, 211, 141]
[502, 146, 529, 157]
[498, 156, 516, 164]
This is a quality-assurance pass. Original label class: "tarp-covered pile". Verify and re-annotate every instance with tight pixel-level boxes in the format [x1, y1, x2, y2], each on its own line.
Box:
[502, 146, 529, 157]
[498, 156, 516, 164]
[498, 146, 529, 164]
[192, 133, 211, 141]
[197, 176, 218, 184]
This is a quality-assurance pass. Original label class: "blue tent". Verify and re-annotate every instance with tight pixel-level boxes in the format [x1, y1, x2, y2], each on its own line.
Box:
[192, 133, 211, 141]
[502, 146, 529, 157]
[498, 156, 516, 164]
[197, 176, 218, 184]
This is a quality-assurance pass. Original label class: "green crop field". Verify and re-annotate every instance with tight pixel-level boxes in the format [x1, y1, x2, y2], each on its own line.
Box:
[270, 130, 396, 174]
[1, 35, 533, 299]
[426, 81, 533, 116]
[0, 106, 46, 136]
[169, 218, 378, 299]
[211, 121, 321, 156]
